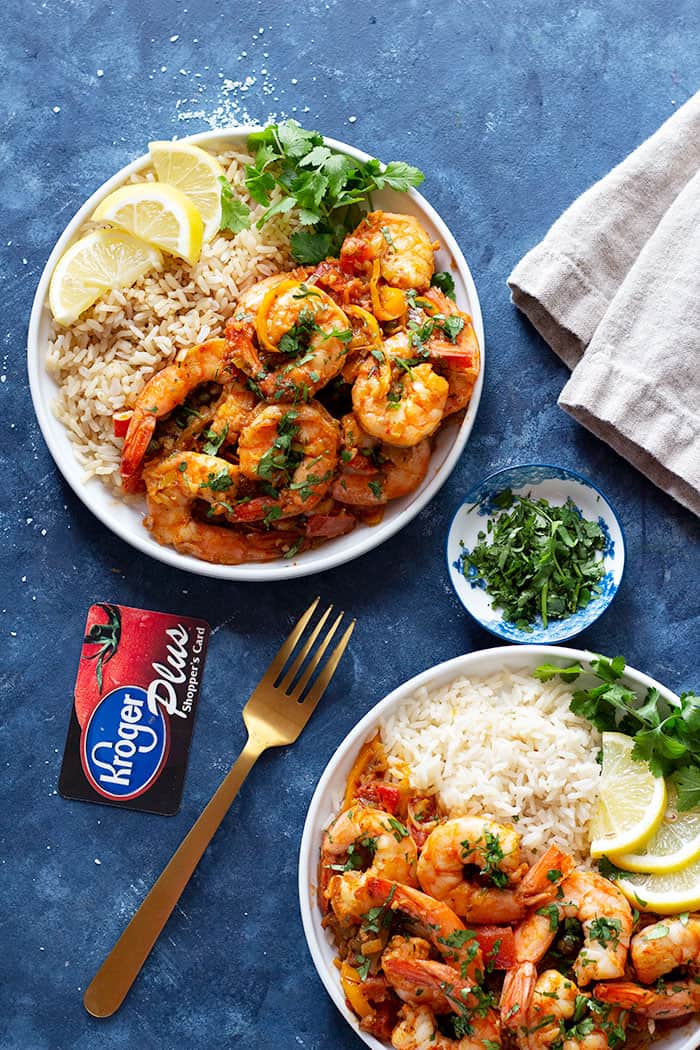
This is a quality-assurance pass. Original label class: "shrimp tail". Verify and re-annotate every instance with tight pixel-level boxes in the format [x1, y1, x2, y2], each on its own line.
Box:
[500, 961, 537, 1029]
[517, 845, 575, 907]
[594, 982, 657, 1009]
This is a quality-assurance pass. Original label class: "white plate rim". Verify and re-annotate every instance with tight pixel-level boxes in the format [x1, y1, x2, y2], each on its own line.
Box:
[297, 643, 699, 1050]
[27, 127, 485, 581]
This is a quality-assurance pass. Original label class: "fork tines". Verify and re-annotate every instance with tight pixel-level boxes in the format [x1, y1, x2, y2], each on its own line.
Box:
[266, 597, 355, 706]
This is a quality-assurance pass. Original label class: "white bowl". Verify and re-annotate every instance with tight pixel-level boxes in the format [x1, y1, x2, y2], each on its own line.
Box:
[298, 644, 699, 1050]
[446, 464, 626, 643]
[27, 128, 484, 581]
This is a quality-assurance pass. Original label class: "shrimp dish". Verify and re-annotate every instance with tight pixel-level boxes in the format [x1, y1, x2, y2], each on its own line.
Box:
[113, 210, 479, 564]
[317, 729, 700, 1050]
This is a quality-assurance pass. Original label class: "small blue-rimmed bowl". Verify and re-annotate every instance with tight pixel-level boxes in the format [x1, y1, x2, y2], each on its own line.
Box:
[446, 463, 626, 643]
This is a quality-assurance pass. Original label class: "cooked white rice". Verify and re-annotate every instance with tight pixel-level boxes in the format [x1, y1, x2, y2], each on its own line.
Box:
[381, 669, 601, 864]
[46, 148, 296, 491]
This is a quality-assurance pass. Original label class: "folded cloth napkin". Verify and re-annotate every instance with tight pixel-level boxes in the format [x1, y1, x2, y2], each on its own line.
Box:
[508, 92, 700, 517]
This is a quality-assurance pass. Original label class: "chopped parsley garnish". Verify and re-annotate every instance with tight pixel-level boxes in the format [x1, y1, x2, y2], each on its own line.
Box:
[201, 469, 233, 492]
[329, 835, 377, 873]
[230, 120, 423, 263]
[278, 308, 318, 356]
[462, 490, 606, 631]
[435, 313, 464, 342]
[537, 904, 561, 933]
[480, 830, 510, 889]
[368, 479, 383, 499]
[534, 655, 700, 810]
[202, 423, 228, 456]
[256, 411, 302, 484]
[381, 225, 396, 250]
[355, 954, 371, 981]
[386, 816, 409, 841]
[588, 917, 621, 947]
[438, 929, 477, 949]
[431, 270, 456, 298]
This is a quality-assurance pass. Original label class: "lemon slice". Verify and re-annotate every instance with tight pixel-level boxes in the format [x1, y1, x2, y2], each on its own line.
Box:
[149, 140, 225, 242]
[616, 855, 700, 914]
[589, 732, 667, 858]
[92, 183, 203, 264]
[49, 229, 162, 326]
[608, 789, 700, 874]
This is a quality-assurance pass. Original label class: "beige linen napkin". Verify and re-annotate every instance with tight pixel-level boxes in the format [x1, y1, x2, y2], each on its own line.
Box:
[508, 93, 700, 516]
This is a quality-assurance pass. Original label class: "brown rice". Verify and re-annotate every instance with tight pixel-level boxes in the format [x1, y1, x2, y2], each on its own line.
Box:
[46, 148, 297, 491]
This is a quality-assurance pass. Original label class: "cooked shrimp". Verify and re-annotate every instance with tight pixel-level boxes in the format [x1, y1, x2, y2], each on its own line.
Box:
[120, 338, 236, 491]
[420, 287, 480, 416]
[142, 452, 295, 564]
[501, 868, 632, 1026]
[233, 402, 338, 522]
[331, 413, 430, 507]
[258, 282, 352, 400]
[629, 914, 700, 983]
[501, 898, 579, 1029]
[352, 332, 448, 447]
[418, 817, 526, 896]
[517, 970, 579, 1050]
[341, 211, 436, 291]
[235, 268, 312, 316]
[418, 815, 573, 924]
[382, 935, 432, 967]
[364, 878, 485, 978]
[391, 1002, 500, 1050]
[206, 379, 257, 450]
[321, 808, 418, 921]
[594, 978, 700, 1018]
[563, 871, 633, 986]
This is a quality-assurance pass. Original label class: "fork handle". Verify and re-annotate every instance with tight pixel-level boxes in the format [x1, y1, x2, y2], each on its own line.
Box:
[83, 736, 264, 1018]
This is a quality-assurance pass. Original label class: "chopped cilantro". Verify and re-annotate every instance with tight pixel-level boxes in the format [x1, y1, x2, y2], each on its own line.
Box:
[202, 423, 228, 456]
[244, 121, 423, 263]
[218, 176, 251, 233]
[431, 270, 456, 298]
[534, 656, 700, 807]
[462, 491, 606, 631]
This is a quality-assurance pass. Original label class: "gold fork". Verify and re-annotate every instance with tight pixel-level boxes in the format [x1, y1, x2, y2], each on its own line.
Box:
[83, 597, 354, 1018]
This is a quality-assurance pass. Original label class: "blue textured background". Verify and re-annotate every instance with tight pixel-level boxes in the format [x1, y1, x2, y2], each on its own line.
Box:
[2, 1, 699, 1047]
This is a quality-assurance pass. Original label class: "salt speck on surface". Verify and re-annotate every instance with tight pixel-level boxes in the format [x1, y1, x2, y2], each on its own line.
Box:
[96, 69, 104, 77]
[52, 106, 61, 113]
[170, 34, 179, 42]
[94, 858, 102, 865]
[348, 115, 357, 123]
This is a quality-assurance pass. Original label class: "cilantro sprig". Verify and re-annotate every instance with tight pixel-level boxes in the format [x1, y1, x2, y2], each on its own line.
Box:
[219, 120, 424, 264]
[534, 655, 700, 810]
[461, 490, 607, 630]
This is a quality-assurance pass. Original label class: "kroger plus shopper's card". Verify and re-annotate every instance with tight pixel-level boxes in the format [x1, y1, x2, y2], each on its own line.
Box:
[59, 603, 210, 815]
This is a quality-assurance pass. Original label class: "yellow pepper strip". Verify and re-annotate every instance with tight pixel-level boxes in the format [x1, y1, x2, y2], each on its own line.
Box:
[342, 731, 387, 810]
[369, 258, 406, 321]
[361, 938, 383, 955]
[256, 279, 350, 353]
[340, 961, 373, 1019]
[345, 304, 382, 351]
[255, 278, 305, 352]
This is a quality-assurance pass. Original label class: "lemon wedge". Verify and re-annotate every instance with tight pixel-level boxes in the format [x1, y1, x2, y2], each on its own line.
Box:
[608, 788, 700, 874]
[92, 183, 203, 264]
[48, 229, 162, 326]
[149, 140, 225, 242]
[589, 732, 667, 858]
[616, 856, 700, 914]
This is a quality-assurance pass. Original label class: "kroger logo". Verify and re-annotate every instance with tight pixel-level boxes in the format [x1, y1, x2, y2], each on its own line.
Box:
[81, 685, 169, 801]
